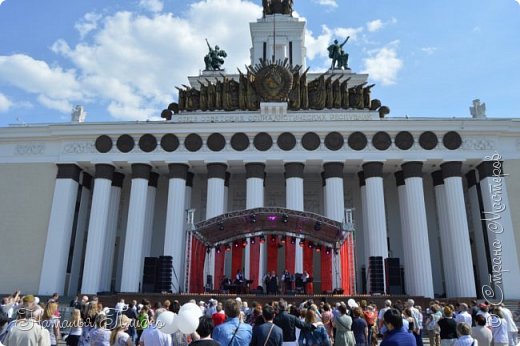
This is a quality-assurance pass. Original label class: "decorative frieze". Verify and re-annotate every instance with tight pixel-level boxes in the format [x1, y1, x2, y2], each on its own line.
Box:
[15, 143, 45, 156]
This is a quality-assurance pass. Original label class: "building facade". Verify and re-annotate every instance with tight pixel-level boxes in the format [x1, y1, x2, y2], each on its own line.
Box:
[0, 7, 519, 300]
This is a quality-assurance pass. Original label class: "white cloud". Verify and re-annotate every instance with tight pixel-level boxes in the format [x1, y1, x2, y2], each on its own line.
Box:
[0, 93, 12, 112]
[366, 17, 397, 32]
[367, 19, 383, 32]
[0, 0, 6, 6]
[421, 47, 437, 55]
[515, 0, 520, 5]
[305, 25, 363, 61]
[139, 0, 164, 13]
[313, 0, 338, 8]
[37, 95, 73, 113]
[361, 41, 403, 85]
[74, 12, 103, 39]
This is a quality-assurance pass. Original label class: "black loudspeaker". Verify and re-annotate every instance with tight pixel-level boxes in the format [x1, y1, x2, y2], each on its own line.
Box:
[361, 266, 367, 294]
[368, 256, 384, 294]
[385, 258, 403, 294]
[155, 256, 173, 293]
[142, 257, 158, 292]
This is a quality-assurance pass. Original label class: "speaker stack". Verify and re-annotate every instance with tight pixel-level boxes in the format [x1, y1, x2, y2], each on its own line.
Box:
[155, 256, 173, 293]
[368, 256, 385, 294]
[385, 258, 403, 294]
[142, 257, 158, 293]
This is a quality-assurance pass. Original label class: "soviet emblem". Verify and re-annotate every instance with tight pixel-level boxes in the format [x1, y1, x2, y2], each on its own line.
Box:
[254, 64, 293, 102]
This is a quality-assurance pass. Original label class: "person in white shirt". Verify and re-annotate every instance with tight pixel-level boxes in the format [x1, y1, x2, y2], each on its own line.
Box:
[455, 304, 473, 327]
[472, 315, 492, 346]
[378, 299, 392, 332]
[491, 309, 509, 346]
[454, 323, 477, 346]
[139, 310, 172, 346]
[115, 299, 127, 314]
[499, 304, 518, 346]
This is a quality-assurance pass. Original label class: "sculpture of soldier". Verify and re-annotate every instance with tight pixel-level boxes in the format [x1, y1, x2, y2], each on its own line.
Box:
[263, 0, 293, 16]
[328, 37, 350, 70]
[204, 39, 227, 71]
[363, 84, 375, 109]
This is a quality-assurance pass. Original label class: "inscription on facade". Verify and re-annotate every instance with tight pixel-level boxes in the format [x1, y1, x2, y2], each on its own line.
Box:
[63, 142, 96, 154]
[172, 111, 378, 124]
[15, 143, 45, 156]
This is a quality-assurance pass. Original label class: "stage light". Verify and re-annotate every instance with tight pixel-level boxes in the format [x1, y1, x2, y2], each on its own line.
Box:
[250, 237, 256, 244]
[316, 246, 322, 253]
[218, 221, 224, 231]
[280, 236, 286, 244]
[325, 247, 331, 255]
[234, 241, 239, 248]
[334, 248, 339, 255]
[291, 237, 296, 244]
[242, 239, 247, 248]
[225, 244, 231, 252]
[281, 213, 288, 223]
[259, 235, 266, 244]
[308, 241, 314, 249]
[206, 247, 211, 254]
[299, 240, 305, 247]
[249, 214, 256, 224]
[267, 215, 277, 221]
[270, 235, 277, 242]
[314, 221, 322, 231]
[216, 246, 222, 254]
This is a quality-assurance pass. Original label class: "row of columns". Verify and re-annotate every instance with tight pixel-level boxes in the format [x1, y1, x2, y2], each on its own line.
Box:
[39, 159, 519, 298]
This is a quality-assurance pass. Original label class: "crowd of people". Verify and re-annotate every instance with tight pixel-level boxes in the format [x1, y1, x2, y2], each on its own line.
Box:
[1, 291, 519, 346]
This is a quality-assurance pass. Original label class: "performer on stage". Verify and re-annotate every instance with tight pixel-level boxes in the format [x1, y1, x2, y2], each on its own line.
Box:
[220, 276, 232, 292]
[265, 271, 279, 295]
[235, 270, 246, 294]
[281, 269, 293, 293]
[302, 271, 310, 294]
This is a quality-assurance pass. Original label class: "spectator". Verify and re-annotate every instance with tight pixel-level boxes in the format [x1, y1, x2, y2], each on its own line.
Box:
[5, 306, 51, 346]
[211, 304, 226, 327]
[189, 316, 219, 346]
[251, 305, 283, 346]
[321, 303, 334, 340]
[438, 306, 457, 346]
[110, 315, 132, 346]
[212, 299, 252, 346]
[66, 309, 82, 346]
[351, 306, 368, 346]
[453, 323, 476, 346]
[426, 304, 442, 346]
[379, 308, 416, 346]
[124, 301, 138, 344]
[499, 303, 518, 346]
[273, 299, 312, 345]
[41, 302, 61, 346]
[88, 314, 111, 346]
[298, 309, 330, 346]
[140, 309, 172, 346]
[455, 304, 472, 327]
[471, 315, 492, 346]
[136, 306, 150, 344]
[491, 309, 508, 346]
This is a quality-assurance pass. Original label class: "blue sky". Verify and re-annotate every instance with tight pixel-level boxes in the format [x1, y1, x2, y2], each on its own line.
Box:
[0, 0, 519, 125]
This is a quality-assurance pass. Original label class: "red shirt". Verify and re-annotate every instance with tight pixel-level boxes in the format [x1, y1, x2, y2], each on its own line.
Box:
[212, 312, 226, 326]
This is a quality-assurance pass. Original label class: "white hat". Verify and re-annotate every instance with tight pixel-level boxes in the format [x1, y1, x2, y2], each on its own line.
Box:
[199, 301, 205, 305]
[235, 297, 242, 302]
[34, 297, 40, 305]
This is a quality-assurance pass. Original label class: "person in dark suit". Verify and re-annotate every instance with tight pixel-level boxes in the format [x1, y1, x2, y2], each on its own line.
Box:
[273, 299, 314, 343]
[251, 305, 283, 346]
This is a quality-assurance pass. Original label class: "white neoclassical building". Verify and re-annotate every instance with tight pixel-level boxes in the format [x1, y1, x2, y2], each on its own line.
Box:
[0, 7, 519, 300]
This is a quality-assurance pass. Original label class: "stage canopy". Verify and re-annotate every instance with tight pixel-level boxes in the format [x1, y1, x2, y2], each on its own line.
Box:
[192, 207, 346, 248]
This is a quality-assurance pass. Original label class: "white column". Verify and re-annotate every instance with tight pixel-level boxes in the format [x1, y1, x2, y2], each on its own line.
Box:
[478, 159, 520, 299]
[39, 164, 81, 295]
[401, 162, 434, 297]
[395, 171, 412, 294]
[441, 162, 476, 297]
[81, 164, 114, 294]
[245, 163, 265, 285]
[363, 162, 388, 293]
[98, 173, 124, 292]
[432, 171, 456, 297]
[142, 172, 159, 259]
[120, 164, 151, 292]
[179, 172, 193, 292]
[466, 170, 490, 291]
[204, 163, 227, 289]
[164, 164, 188, 292]
[285, 163, 304, 273]
[67, 173, 93, 296]
[358, 172, 369, 270]
[324, 162, 345, 289]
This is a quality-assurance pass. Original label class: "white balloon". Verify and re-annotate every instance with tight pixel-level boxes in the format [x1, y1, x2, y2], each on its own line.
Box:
[177, 310, 200, 334]
[347, 299, 357, 308]
[156, 311, 178, 334]
[179, 303, 202, 318]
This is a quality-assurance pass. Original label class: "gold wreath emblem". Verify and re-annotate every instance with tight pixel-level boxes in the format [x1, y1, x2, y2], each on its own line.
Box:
[254, 64, 293, 102]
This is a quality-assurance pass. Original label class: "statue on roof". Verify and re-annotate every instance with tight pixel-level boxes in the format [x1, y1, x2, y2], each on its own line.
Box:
[204, 39, 227, 71]
[263, 0, 293, 16]
[328, 37, 350, 70]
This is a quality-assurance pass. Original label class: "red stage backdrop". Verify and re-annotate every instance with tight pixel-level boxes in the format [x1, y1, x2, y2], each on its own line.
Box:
[189, 236, 206, 293]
